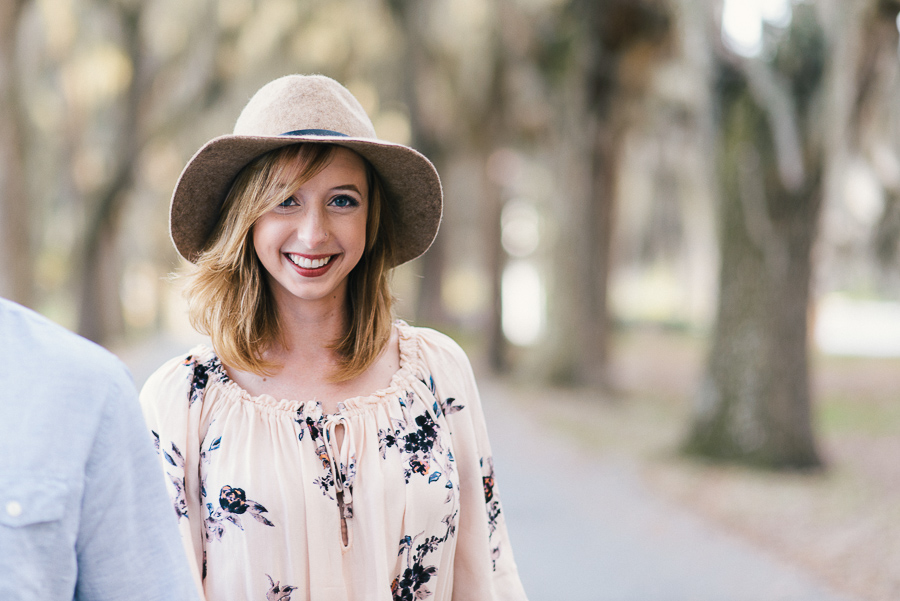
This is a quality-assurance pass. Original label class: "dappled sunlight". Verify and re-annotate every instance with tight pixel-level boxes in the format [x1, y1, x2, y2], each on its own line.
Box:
[721, 0, 792, 57]
[501, 260, 545, 346]
[60, 43, 132, 113]
[442, 266, 490, 320]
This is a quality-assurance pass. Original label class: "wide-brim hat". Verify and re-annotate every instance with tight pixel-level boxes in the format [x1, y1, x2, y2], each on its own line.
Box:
[169, 74, 443, 266]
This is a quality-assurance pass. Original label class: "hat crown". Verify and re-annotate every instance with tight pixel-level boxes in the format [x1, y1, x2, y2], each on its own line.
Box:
[233, 75, 377, 139]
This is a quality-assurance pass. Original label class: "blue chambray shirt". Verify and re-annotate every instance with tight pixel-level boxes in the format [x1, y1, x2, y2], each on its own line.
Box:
[0, 299, 198, 601]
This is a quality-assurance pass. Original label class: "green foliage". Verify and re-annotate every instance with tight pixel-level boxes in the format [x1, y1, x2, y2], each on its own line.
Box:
[532, 10, 578, 84]
[771, 4, 826, 113]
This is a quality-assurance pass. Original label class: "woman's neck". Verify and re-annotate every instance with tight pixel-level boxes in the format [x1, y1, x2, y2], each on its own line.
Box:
[268, 297, 347, 368]
[222, 296, 399, 413]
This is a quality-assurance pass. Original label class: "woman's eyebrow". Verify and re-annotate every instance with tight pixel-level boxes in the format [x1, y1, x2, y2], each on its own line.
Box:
[332, 184, 364, 194]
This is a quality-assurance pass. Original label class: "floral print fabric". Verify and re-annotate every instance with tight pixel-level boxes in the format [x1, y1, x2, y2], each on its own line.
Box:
[140, 323, 528, 601]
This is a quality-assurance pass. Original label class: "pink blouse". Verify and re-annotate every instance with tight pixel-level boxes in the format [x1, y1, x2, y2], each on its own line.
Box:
[139, 322, 528, 601]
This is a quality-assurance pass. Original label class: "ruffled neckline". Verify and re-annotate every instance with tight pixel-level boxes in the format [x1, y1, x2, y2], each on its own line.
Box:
[189, 320, 423, 416]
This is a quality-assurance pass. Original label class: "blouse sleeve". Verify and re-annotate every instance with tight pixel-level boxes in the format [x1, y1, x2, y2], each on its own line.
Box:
[417, 329, 529, 601]
[139, 352, 208, 600]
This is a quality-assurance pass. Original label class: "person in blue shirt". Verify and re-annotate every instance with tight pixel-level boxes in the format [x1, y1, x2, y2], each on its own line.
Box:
[0, 298, 198, 601]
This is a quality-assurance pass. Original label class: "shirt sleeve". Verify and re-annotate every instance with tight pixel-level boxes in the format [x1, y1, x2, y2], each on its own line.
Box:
[139, 353, 208, 599]
[74, 363, 199, 601]
[417, 329, 529, 601]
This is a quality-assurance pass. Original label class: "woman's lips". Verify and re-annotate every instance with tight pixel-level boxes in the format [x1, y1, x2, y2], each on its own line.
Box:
[285, 253, 337, 277]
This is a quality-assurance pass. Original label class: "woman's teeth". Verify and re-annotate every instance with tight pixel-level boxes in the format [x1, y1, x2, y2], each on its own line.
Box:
[288, 254, 332, 269]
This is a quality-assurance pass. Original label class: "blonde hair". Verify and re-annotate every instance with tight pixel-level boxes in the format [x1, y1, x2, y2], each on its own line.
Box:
[182, 143, 396, 381]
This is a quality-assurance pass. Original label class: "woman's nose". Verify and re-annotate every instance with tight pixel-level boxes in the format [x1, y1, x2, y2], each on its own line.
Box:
[295, 207, 329, 248]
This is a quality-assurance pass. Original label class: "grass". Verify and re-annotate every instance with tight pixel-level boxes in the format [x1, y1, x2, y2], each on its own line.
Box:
[503, 325, 900, 601]
[817, 398, 900, 436]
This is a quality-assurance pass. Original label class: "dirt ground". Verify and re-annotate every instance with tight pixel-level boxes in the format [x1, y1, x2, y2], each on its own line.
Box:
[502, 326, 900, 601]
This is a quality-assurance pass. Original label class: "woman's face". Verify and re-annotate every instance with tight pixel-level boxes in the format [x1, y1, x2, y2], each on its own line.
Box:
[252, 147, 369, 312]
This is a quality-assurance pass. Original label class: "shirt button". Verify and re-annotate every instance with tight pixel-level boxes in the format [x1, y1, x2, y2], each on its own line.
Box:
[6, 501, 22, 518]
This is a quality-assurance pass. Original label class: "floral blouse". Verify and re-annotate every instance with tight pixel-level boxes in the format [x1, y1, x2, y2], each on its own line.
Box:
[139, 322, 528, 601]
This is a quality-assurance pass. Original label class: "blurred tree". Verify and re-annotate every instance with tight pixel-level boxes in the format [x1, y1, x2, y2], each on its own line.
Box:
[385, 0, 451, 331]
[471, 0, 526, 373]
[387, 0, 543, 372]
[540, 0, 671, 385]
[73, 0, 236, 342]
[856, 0, 900, 268]
[75, 0, 144, 342]
[685, 2, 827, 467]
[812, 0, 900, 297]
[0, 0, 33, 306]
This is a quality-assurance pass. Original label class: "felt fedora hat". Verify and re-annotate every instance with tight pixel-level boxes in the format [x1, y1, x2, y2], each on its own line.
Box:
[169, 74, 442, 266]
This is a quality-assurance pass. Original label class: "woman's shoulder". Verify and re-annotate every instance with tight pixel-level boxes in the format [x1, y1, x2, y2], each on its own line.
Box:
[143, 344, 213, 383]
[139, 344, 217, 409]
[396, 321, 474, 380]
[397, 321, 467, 358]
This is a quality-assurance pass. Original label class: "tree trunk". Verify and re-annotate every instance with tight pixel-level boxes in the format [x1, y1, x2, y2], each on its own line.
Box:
[687, 96, 821, 466]
[387, 0, 451, 329]
[537, 71, 594, 384]
[541, 0, 670, 386]
[580, 115, 617, 383]
[850, 1, 900, 268]
[485, 169, 507, 372]
[0, 0, 33, 306]
[481, 3, 517, 374]
[686, 8, 826, 467]
[76, 6, 143, 342]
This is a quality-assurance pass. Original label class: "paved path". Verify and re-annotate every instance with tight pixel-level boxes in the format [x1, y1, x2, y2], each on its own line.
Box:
[121, 339, 856, 601]
[479, 378, 856, 601]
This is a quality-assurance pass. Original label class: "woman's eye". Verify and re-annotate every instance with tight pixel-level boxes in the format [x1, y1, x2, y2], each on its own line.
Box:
[330, 194, 358, 208]
[275, 197, 302, 212]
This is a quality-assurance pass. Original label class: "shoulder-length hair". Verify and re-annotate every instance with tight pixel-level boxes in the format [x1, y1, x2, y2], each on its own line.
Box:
[181, 143, 397, 382]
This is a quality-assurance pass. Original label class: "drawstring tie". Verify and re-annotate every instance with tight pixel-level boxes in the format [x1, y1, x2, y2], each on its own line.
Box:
[324, 410, 356, 519]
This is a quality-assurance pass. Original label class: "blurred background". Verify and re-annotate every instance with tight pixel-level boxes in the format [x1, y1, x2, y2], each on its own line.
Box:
[1, 0, 899, 599]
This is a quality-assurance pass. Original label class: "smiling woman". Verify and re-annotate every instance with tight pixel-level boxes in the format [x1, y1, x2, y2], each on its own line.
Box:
[180, 140, 395, 382]
[138, 75, 529, 601]
[252, 147, 369, 311]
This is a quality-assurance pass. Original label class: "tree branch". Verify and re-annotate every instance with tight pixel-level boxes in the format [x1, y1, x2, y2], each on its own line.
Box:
[740, 57, 806, 192]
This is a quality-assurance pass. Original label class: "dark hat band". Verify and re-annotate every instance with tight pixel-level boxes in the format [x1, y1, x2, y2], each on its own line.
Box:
[281, 129, 348, 137]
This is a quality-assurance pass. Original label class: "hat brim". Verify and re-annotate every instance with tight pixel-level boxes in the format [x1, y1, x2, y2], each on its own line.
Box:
[170, 133, 443, 266]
